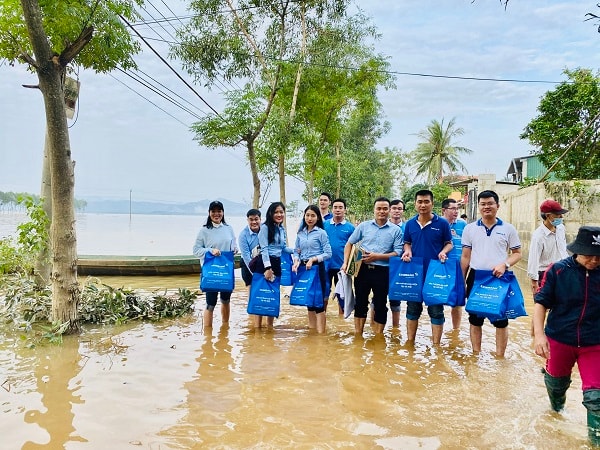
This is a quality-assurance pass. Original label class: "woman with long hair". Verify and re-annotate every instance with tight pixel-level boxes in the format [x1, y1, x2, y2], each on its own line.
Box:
[255, 201, 295, 328]
[292, 204, 332, 333]
[193, 201, 238, 328]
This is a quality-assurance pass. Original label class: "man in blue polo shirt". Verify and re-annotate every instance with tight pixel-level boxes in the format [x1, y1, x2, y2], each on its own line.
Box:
[324, 198, 355, 315]
[441, 198, 467, 330]
[341, 197, 403, 335]
[402, 189, 453, 345]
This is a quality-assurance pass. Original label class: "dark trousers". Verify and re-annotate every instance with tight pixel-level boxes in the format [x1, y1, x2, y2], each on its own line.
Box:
[353, 264, 389, 324]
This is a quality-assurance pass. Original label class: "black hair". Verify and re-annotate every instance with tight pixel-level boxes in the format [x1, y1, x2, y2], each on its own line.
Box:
[477, 190, 499, 204]
[332, 198, 347, 208]
[265, 202, 286, 243]
[441, 198, 457, 209]
[299, 204, 325, 231]
[204, 201, 226, 228]
[246, 208, 261, 217]
[414, 189, 434, 201]
[373, 196, 390, 206]
[390, 199, 405, 209]
[319, 192, 332, 201]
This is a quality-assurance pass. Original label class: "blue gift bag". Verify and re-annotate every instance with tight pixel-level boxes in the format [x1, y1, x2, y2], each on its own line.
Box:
[422, 259, 458, 306]
[465, 270, 510, 320]
[200, 251, 235, 292]
[388, 256, 424, 302]
[247, 273, 281, 317]
[290, 266, 323, 308]
[280, 252, 295, 286]
[452, 259, 466, 307]
[503, 271, 527, 319]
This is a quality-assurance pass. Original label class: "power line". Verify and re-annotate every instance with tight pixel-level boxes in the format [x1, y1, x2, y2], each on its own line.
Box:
[119, 13, 225, 119]
[108, 72, 189, 127]
[116, 67, 204, 120]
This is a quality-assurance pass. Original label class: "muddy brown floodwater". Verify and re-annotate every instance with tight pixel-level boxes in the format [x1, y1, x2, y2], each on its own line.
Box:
[0, 268, 593, 449]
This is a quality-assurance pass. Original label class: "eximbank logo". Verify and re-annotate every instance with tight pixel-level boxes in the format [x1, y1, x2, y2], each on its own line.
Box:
[433, 273, 451, 279]
[398, 273, 419, 277]
[478, 284, 501, 290]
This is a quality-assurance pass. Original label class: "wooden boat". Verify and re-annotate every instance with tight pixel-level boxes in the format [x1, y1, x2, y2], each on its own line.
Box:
[77, 255, 201, 276]
[77, 254, 243, 276]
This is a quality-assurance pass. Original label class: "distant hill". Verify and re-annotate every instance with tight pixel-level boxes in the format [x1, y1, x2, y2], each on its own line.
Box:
[82, 197, 252, 216]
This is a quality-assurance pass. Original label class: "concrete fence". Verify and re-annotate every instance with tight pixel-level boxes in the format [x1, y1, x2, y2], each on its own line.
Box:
[496, 180, 600, 262]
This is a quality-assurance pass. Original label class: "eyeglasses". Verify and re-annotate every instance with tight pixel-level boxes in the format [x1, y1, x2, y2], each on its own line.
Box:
[444, 207, 459, 211]
[478, 202, 497, 207]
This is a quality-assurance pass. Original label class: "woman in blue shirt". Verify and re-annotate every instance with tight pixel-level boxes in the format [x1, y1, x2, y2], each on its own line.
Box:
[193, 201, 238, 329]
[255, 202, 294, 328]
[292, 205, 332, 333]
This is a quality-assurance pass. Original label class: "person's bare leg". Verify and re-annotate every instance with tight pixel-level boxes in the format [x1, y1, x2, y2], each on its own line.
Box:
[470, 325, 482, 353]
[354, 317, 366, 334]
[253, 315, 263, 329]
[407, 319, 418, 341]
[495, 327, 509, 357]
[266, 316, 274, 329]
[451, 306, 462, 330]
[221, 302, 230, 324]
[372, 321, 385, 334]
[432, 324, 443, 345]
[203, 309, 213, 329]
[308, 310, 317, 329]
[316, 312, 326, 334]
[392, 311, 400, 328]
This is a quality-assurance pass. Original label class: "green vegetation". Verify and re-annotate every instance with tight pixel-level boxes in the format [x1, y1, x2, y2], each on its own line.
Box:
[521, 68, 600, 181]
[0, 273, 197, 345]
[0, 195, 49, 274]
[412, 118, 473, 185]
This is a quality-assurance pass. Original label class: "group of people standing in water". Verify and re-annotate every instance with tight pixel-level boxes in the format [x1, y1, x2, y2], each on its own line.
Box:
[193, 191, 600, 446]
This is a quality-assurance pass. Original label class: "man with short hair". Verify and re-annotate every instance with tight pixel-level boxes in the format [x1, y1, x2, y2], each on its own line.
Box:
[388, 199, 406, 327]
[527, 199, 569, 294]
[461, 190, 522, 357]
[441, 198, 467, 329]
[402, 189, 453, 344]
[389, 199, 406, 229]
[341, 197, 403, 335]
[318, 192, 333, 221]
[238, 208, 263, 327]
[324, 198, 355, 314]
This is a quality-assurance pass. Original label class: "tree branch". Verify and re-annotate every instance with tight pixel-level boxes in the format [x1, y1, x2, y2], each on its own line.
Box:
[59, 26, 94, 67]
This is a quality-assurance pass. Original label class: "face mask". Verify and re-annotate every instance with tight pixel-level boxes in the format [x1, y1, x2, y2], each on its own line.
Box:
[551, 218, 563, 227]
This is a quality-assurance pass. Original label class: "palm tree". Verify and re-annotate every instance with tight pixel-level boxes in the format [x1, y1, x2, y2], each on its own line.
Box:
[412, 117, 473, 184]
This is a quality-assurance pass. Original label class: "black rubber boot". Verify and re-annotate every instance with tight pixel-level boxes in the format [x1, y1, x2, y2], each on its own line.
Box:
[583, 389, 600, 447]
[543, 371, 571, 412]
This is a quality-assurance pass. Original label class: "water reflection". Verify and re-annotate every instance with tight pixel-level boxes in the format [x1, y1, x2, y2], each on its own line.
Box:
[15, 338, 83, 449]
[0, 268, 594, 448]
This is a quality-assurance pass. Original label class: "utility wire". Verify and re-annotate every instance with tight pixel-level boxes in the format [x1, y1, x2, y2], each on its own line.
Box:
[109, 72, 189, 127]
[116, 67, 204, 120]
[119, 13, 225, 119]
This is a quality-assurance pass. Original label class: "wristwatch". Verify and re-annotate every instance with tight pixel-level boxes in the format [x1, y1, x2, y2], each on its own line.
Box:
[505, 262, 510, 270]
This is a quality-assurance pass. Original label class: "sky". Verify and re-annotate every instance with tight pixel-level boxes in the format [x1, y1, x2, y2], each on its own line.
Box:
[1, 1, 599, 205]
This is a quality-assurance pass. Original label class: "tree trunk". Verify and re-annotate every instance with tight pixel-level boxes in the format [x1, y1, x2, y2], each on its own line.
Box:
[34, 130, 52, 287]
[21, 0, 80, 333]
[247, 139, 261, 208]
[335, 140, 341, 198]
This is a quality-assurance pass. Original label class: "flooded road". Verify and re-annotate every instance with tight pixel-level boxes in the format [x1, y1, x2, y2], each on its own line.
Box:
[0, 268, 592, 449]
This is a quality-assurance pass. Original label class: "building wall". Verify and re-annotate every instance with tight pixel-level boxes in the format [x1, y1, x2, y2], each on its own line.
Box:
[498, 181, 600, 262]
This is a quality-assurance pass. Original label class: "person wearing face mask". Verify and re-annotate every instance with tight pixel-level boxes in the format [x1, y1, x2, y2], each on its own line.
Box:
[527, 199, 569, 295]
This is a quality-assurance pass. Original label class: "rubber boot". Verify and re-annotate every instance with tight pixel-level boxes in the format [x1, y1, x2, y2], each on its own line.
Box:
[543, 371, 571, 412]
[583, 389, 600, 447]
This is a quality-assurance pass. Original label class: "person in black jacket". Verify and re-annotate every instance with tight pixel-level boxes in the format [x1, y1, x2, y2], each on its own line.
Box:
[533, 226, 600, 447]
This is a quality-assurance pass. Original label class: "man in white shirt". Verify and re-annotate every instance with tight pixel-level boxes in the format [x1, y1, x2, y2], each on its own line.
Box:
[527, 199, 569, 294]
